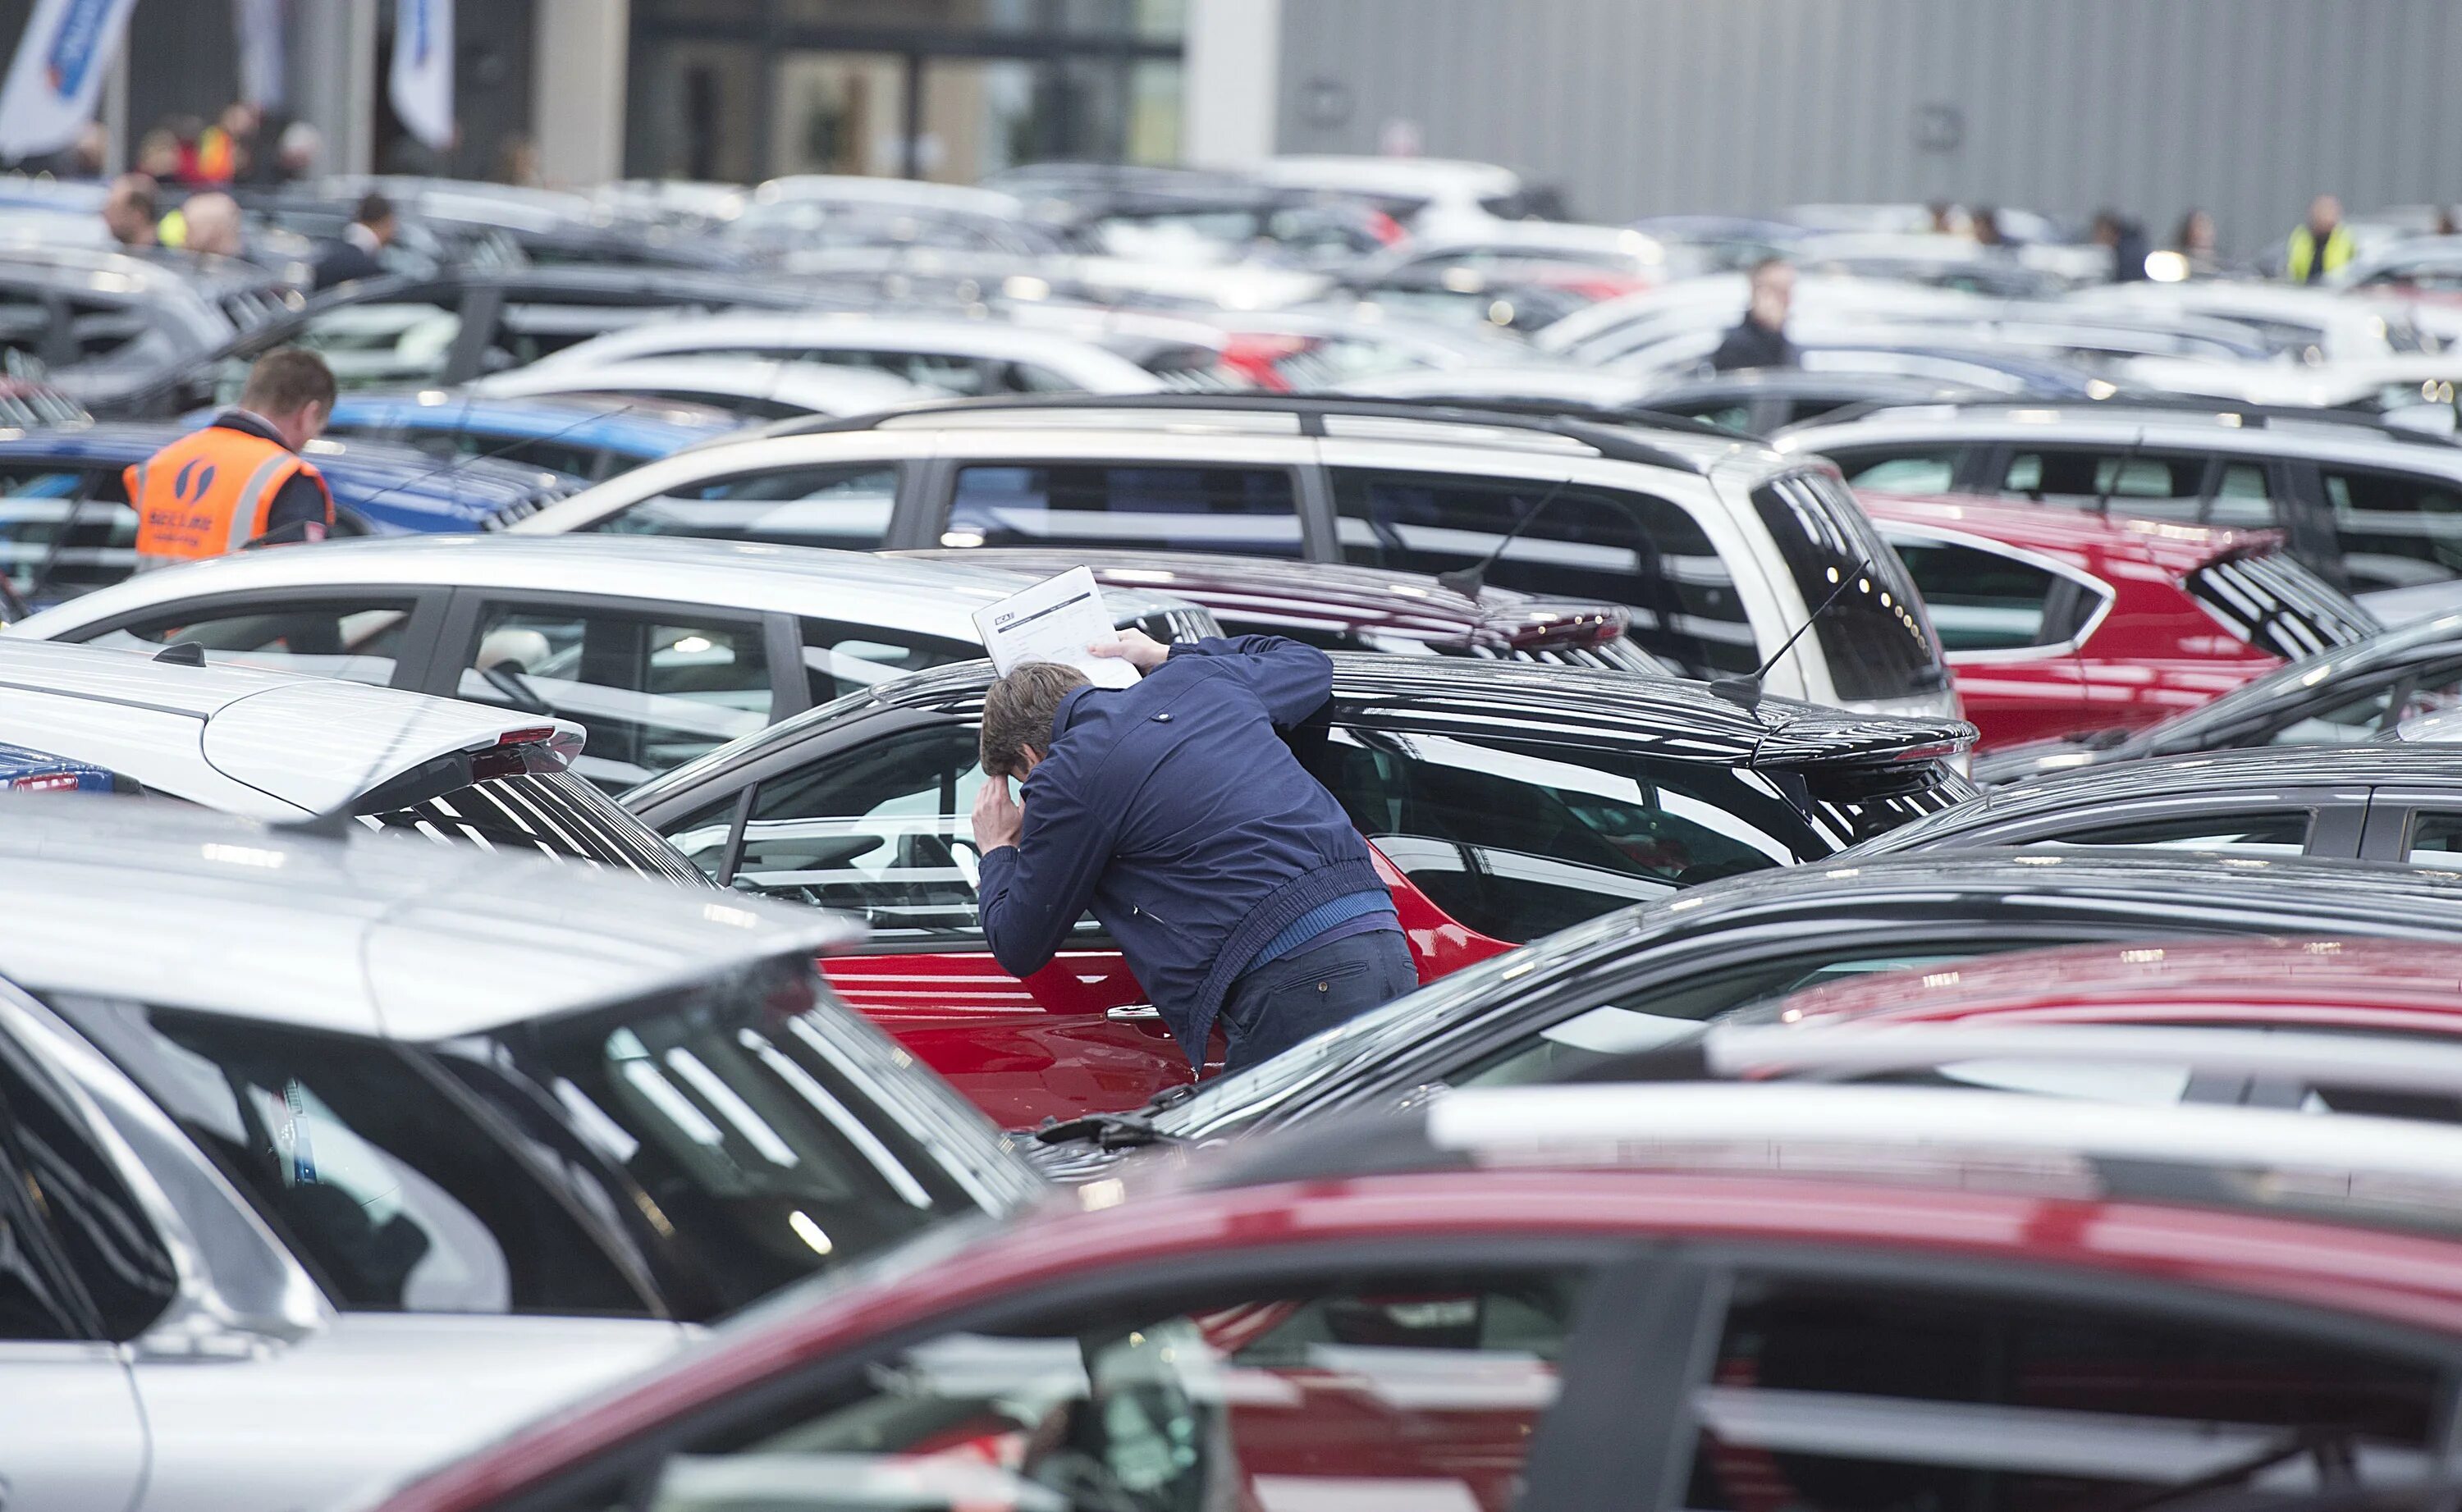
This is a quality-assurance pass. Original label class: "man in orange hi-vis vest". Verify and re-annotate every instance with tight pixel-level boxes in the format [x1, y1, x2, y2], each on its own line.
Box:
[126, 349, 337, 570]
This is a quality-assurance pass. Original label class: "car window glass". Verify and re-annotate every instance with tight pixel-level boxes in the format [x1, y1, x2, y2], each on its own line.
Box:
[1827, 447, 1958, 493]
[589, 464, 898, 550]
[1749, 473, 1946, 701]
[2185, 549, 2378, 663]
[1303, 727, 1827, 943]
[2321, 464, 2462, 593]
[702, 724, 1101, 950]
[2402, 811, 2462, 870]
[1889, 539, 2066, 650]
[2002, 448, 2209, 520]
[0, 1021, 179, 1341]
[56, 998, 644, 1316]
[0, 464, 133, 601]
[81, 596, 416, 686]
[800, 617, 975, 706]
[947, 464, 1305, 557]
[643, 1264, 1596, 1512]
[2031, 811, 2313, 854]
[455, 602, 774, 788]
[1684, 1273, 2439, 1512]
[1330, 468, 1760, 678]
[492, 302, 678, 370]
[794, 348, 987, 397]
[2209, 461, 2281, 528]
[2266, 673, 2462, 747]
[278, 299, 467, 392]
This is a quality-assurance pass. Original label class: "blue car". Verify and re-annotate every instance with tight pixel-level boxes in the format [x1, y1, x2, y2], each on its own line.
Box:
[0, 738, 114, 793]
[322, 391, 745, 482]
[0, 423, 577, 607]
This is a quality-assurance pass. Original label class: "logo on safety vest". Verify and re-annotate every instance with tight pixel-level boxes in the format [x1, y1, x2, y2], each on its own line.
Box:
[172, 457, 219, 505]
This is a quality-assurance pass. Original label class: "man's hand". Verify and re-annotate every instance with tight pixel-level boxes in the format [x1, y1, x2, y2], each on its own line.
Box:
[1088, 627, 1170, 673]
[972, 772, 1023, 853]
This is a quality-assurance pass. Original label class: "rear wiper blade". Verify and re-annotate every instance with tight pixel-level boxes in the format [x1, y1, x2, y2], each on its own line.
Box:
[1032, 1110, 1185, 1150]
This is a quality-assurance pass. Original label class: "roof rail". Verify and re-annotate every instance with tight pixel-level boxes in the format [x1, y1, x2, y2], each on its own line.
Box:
[755, 392, 1750, 473]
[1824, 395, 2462, 447]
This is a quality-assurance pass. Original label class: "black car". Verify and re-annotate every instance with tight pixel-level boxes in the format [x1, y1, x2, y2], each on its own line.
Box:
[1979, 610, 2462, 783]
[1022, 847, 2462, 1177]
[1851, 746, 2462, 862]
[92, 268, 862, 419]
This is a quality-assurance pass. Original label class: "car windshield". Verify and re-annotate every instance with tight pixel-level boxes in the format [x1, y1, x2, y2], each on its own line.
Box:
[428, 954, 1041, 1319]
[363, 769, 713, 885]
[2143, 614, 2462, 753]
[1750, 470, 1951, 701]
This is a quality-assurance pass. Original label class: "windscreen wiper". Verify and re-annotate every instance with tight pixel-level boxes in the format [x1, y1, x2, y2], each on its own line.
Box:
[1032, 1109, 1185, 1150]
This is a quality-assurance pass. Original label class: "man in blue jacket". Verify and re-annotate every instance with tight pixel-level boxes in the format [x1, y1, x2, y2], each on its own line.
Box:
[970, 630, 1416, 1074]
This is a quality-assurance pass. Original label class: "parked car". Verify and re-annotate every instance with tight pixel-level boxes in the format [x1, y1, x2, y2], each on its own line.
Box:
[1773, 400, 2462, 612]
[511, 395, 1961, 718]
[0, 798, 1036, 1512]
[893, 546, 1663, 670]
[0, 637, 707, 879]
[470, 356, 936, 423]
[0, 736, 113, 793]
[1249, 153, 1534, 224]
[1974, 610, 2462, 784]
[522, 313, 1170, 397]
[1860, 493, 2379, 747]
[725, 173, 1067, 260]
[2, 534, 1216, 791]
[1626, 369, 1988, 435]
[321, 391, 746, 482]
[0, 423, 576, 608]
[362, 1075, 2462, 1512]
[616, 653, 1974, 1123]
[90, 267, 855, 419]
[1023, 847, 2462, 1177]
[1849, 745, 2462, 865]
[1353, 221, 1674, 287]
[0, 244, 267, 409]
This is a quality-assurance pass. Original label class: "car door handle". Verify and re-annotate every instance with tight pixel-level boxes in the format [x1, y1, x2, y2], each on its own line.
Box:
[1106, 1004, 1161, 1021]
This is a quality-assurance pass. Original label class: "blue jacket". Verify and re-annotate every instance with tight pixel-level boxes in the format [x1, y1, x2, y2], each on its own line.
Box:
[977, 637, 1388, 1065]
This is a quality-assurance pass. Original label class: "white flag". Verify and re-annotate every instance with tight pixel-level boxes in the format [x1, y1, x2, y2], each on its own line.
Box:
[234, 0, 285, 111]
[388, 0, 454, 152]
[0, 0, 139, 162]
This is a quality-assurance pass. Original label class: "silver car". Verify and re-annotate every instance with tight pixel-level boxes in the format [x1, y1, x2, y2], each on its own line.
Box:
[3, 535, 1216, 790]
[0, 801, 1039, 1512]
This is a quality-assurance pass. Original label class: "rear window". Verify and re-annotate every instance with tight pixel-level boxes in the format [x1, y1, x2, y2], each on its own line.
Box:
[361, 769, 712, 887]
[1750, 473, 1951, 701]
[2185, 547, 2380, 663]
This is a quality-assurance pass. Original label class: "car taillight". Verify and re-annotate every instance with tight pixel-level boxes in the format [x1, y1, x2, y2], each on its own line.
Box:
[9, 773, 82, 793]
[494, 727, 557, 747]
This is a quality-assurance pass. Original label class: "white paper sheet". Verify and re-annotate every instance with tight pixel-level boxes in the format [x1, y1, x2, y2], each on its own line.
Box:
[972, 566, 1141, 688]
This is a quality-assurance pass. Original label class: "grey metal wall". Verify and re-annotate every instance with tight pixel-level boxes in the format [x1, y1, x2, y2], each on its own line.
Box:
[1278, 0, 2462, 256]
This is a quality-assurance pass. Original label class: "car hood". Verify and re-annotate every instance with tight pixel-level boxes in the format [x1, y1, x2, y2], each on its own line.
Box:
[135, 1313, 685, 1512]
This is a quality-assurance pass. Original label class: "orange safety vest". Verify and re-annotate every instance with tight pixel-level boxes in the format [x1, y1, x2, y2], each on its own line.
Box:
[125, 425, 333, 569]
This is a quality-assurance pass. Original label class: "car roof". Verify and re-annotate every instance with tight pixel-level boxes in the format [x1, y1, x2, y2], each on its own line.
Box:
[530, 313, 1166, 381]
[889, 547, 1631, 651]
[1759, 934, 2462, 1034]
[628, 651, 1973, 813]
[1857, 490, 2268, 572]
[326, 391, 743, 452]
[1, 423, 568, 515]
[474, 358, 932, 413]
[0, 638, 583, 818]
[0, 797, 853, 1039]
[1777, 400, 2462, 467]
[5, 534, 1203, 646]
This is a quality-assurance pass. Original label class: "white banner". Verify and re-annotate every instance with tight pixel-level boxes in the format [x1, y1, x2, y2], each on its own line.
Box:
[388, 0, 454, 151]
[233, 0, 285, 110]
[0, 0, 139, 162]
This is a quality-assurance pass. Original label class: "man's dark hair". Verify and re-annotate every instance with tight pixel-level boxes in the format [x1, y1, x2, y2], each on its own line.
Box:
[355, 191, 394, 227]
[240, 346, 336, 418]
[981, 661, 1089, 779]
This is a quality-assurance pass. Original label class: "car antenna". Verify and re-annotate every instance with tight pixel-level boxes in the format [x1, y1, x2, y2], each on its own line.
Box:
[332, 400, 638, 517]
[1435, 475, 1573, 601]
[1709, 557, 1869, 715]
[2091, 432, 2144, 515]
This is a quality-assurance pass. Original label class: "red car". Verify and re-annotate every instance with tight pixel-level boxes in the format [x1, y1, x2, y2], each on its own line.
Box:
[1862, 493, 2379, 749]
[621, 656, 1975, 1125]
[367, 1083, 2462, 1512]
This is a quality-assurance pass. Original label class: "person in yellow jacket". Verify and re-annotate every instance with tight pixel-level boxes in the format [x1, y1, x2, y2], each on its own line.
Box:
[126, 349, 336, 570]
[2286, 195, 2355, 284]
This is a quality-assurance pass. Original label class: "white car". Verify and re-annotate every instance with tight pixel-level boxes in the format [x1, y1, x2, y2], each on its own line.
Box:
[499, 393, 1962, 720]
[0, 797, 1034, 1512]
[6, 534, 1215, 790]
[521, 313, 1167, 397]
[472, 356, 940, 423]
[1248, 154, 1528, 227]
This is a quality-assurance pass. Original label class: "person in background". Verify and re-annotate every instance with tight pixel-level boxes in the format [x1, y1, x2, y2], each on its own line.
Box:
[162, 192, 244, 258]
[2094, 210, 2151, 282]
[195, 103, 259, 184]
[2173, 208, 2222, 276]
[274, 121, 322, 182]
[1709, 256, 1796, 372]
[135, 129, 182, 183]
[102, 174, 158, 249]
[2286, 195, 2354, 283]
[494, 133, 542, 188]
[1970, 206, 2005, 247]
[126, 348, 335, 571]
[314, 193, 396, 290]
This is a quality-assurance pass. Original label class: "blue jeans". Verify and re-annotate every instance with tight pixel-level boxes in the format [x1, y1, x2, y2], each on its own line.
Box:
[1218, 929, 1417, 1076]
